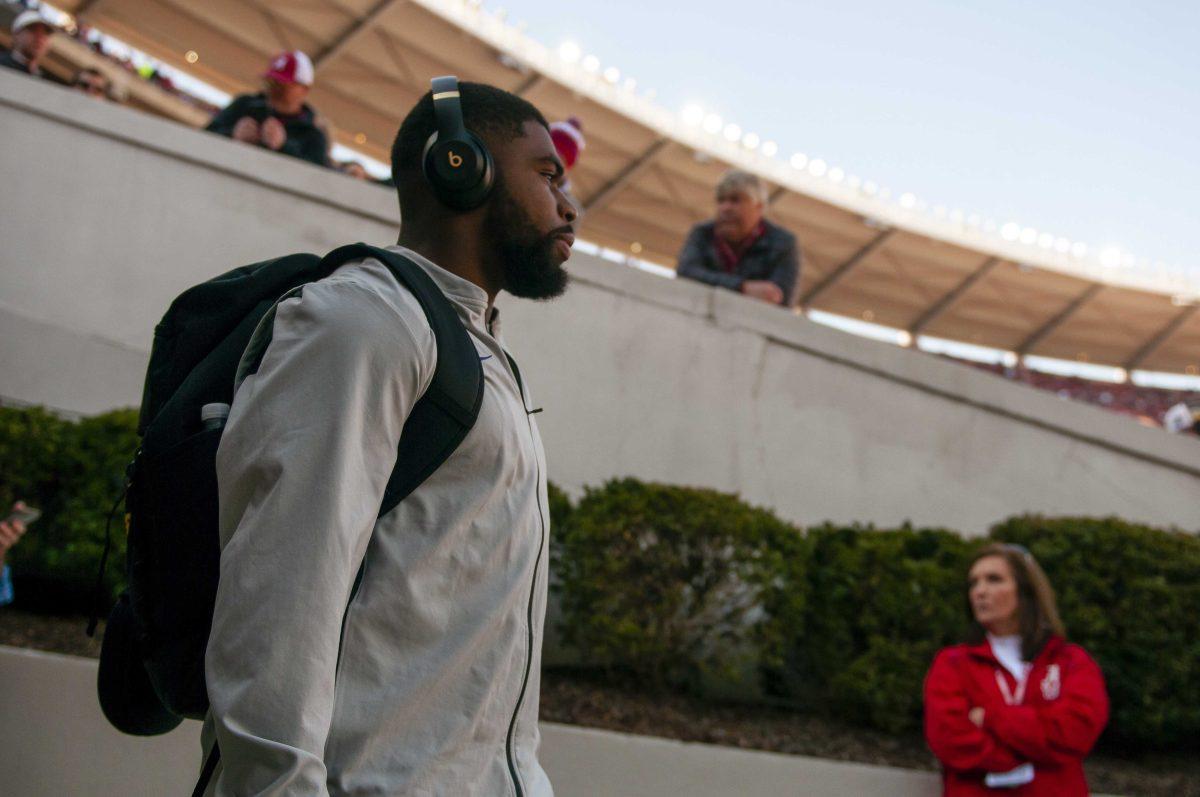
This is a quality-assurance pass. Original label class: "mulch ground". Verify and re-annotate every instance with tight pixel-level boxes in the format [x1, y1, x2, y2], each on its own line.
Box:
[3, 608, 1196, 796]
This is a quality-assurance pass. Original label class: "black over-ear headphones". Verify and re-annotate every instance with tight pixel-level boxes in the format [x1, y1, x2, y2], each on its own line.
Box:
[421, 76, 495, 211]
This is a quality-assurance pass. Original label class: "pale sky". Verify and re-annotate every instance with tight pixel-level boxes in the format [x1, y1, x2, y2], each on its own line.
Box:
[495, 0, 1200, 281]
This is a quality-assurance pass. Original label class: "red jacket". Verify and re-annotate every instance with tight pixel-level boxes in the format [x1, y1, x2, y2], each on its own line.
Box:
[924, 636, 1109, 796]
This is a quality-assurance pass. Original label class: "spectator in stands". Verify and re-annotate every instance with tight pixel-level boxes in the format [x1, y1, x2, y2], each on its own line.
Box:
[1164, 402, 1200, 436]
[550, 117, 585, 196]
[1, 502, 33, 607]
[71, 67, 109, 99]
[205, 51, 330, 167]
[1, 9, 57, 80]
[675, 170, 800, 306]
[924, 543, 1108, 796]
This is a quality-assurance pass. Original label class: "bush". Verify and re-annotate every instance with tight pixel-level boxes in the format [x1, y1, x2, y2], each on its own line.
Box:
[553, 478, 807, 696]
[0, 405, 138, 613]
[778, 524, 973, 732]
[991, 516, 1200, 751]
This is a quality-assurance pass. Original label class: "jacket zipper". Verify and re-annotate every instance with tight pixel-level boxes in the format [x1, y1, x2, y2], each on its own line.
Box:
[504, 356, 546, 797]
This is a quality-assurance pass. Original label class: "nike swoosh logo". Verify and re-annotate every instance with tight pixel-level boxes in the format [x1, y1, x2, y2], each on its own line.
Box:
[479, 354, 493, 361]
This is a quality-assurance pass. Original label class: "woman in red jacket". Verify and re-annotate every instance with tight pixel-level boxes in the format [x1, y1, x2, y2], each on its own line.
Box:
[924, 543, 1109, 796]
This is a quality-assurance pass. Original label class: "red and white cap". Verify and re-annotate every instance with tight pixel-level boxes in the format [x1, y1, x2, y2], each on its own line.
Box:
[263, 50, 314, 86]
[550, 117, 586, 170]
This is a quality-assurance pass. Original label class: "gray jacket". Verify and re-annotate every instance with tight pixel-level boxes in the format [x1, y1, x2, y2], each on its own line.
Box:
[675, 219, 801, 307]
[204, 247, 552, 796]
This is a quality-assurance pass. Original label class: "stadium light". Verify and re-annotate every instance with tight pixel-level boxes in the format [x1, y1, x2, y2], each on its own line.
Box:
[1054, 237, 1071, 254]
[742, 132, 760, 149]
[682, 104, 705, 126]
[603, 66, 620, 84]
[847, 175, 861, 189]
[723, 123, 742, 142]
[899, 192, 917, 209]
[897, 330, 913, 347]
[828, 167, 845, 183]
[1037, 232, 1055, 249]
[808, 158, 828, 177]
[1099, 247, 1122, 268]
[1019, 227, 1038, 245]
[761, 141, 778, 157]
[863, 180, 878, 196]
[1070, 241, 1088, 258]
[558, 41, 581, 63]
[1000, 222, 1021, 241]
[703, 113, 723, 134]
[582, 54, 601, 73]
[790, 152, 808, 170]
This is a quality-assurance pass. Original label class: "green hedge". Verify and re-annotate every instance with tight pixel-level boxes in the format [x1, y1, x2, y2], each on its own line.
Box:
[0, 406, 138, 613]
[3, 404, 1198, 753]
[785, 524, 975, 733]
[552, 478, 806, 693]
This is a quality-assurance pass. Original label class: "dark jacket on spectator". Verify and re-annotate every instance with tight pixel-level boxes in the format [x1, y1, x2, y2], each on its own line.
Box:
[206, 92, 329, 168]
[0, 50, 66, 84]
[676, 219, 801, 307]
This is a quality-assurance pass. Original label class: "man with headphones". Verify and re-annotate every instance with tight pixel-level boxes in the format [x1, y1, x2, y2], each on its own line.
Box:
[203, 78, 574, 796]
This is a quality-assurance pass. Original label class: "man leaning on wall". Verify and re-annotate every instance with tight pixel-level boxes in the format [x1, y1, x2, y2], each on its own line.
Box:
[205, 50, 331, 168]
[675, 169, 801, 307]
[1, 9, 63, 82]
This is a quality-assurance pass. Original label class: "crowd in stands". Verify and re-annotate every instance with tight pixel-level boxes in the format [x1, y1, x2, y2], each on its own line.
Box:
[962, 359, 1200, 431]
[5, 6, 802, 306]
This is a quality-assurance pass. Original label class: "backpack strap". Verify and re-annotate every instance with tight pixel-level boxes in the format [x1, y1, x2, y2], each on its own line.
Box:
[320, 243, 485, 517]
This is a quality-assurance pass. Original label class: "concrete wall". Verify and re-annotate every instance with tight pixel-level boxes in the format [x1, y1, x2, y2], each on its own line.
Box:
[0, 645, 943, 797]
[3, 70, 1200, 534]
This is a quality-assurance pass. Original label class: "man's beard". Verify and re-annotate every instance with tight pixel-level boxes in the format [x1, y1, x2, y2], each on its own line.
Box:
[483, 182, 569, 300]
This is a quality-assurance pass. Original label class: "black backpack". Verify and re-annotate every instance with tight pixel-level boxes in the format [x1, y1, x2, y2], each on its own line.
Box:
[96, 243, 484, 737]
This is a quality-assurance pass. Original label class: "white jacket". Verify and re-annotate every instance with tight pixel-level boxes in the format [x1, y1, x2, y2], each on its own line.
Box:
[204, 246, 552, 796]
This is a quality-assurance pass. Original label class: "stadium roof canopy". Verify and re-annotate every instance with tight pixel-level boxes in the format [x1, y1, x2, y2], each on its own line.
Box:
[59, 0, 1200, 375]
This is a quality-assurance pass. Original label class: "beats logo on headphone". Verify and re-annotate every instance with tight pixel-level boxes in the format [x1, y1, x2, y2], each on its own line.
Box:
[422, 76, 495, 211]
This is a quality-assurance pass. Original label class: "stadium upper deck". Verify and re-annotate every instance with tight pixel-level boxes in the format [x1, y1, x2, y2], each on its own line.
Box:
[37, 0, 1200, 375]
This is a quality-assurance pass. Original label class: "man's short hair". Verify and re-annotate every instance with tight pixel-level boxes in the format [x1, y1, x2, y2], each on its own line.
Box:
[390, 82, 549, 209]
[716, 169, 767, 204]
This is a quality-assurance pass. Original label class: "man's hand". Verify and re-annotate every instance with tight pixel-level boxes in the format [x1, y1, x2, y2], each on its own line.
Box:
[741, 280, 784, 304]
[969, 707, 985, 728]
[260, 117, 287, 151]
[0, 502, 29, 566]
[231, 116, 261, 144]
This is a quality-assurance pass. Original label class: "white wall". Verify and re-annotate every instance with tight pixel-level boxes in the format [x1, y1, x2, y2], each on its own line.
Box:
[0, 645, 944, 797]
[3, 70, 1199, 534]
